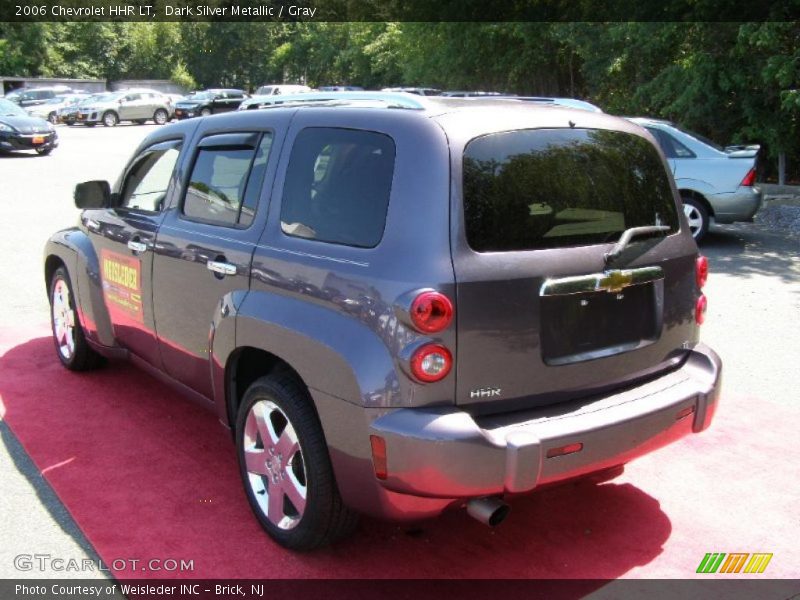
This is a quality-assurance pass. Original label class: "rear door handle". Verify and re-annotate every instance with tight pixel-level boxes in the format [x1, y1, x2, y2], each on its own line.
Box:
[127, 240, 148, 253]
[207, 261, 237, 276]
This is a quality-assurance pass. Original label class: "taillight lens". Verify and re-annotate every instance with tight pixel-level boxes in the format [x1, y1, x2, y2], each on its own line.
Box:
[410, 291, 453, 333]
[696, 255, 708, 288]
[740, 167, 756, 187]
[695, 294, 707, 325]
[410, 344, 453, 383]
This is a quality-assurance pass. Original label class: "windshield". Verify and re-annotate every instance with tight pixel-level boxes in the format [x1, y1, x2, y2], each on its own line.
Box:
[256, 86, 275, 95]
[0, 99, 27, 117]
[463, 128, 679, 252]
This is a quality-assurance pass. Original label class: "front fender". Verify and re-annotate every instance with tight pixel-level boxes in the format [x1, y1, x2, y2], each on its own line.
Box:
[44, 227, 115, 348]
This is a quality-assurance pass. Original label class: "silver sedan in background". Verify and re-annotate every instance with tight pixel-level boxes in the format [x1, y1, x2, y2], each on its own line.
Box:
[629, 117, 762, 241]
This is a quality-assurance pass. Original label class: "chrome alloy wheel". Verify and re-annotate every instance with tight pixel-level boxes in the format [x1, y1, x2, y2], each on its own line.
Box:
[242, 400, 307, 530]
[683, 203, 704, 238]
[52, 279, 76, 360]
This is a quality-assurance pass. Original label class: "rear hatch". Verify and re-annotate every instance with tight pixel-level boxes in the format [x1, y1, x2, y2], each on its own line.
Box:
[452, 127, 699, 412]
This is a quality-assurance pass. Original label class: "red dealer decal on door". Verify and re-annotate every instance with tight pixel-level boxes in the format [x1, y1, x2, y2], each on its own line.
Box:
[100, 249, 143, 323]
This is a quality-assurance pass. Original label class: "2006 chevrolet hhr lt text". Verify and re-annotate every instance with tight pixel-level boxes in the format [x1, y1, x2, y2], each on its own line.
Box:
[44, 92, 722, 549]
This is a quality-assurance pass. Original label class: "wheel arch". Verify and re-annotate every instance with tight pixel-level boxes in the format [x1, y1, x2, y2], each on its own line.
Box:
[678, 188, 714, 217]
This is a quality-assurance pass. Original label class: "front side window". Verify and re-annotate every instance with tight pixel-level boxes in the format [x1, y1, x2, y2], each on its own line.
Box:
[280, 128, 395, 248]
[182, 132, 273, 227]
[120, 140, 183, 212]
[463, 128, 679, 252]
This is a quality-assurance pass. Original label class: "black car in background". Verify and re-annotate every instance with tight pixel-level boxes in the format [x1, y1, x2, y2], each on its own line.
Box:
[0, 98, 58, 155]
[173, 89, 247, 119]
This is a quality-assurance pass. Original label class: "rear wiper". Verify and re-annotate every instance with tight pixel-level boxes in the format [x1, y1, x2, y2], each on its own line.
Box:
[604, 225, 670, 266]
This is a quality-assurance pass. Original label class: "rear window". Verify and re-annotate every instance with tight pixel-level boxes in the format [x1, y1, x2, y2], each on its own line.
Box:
[463, 128, 679, 252]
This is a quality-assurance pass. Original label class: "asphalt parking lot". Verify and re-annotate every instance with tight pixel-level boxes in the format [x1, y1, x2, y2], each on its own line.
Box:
[0, 124, 799, 581]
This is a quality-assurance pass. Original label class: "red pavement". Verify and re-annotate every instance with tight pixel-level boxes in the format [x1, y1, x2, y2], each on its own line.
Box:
[1, 325, 798, 580]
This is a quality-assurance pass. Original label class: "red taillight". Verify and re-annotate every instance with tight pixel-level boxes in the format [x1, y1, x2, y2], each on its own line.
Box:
[696, 255, 708, 288]
[695, 294, 707, 325]
[740, 167, 756, 187]
[410, 344, 452, 383]
[409, 291, 453, 333]
[369, 435, 387, 480]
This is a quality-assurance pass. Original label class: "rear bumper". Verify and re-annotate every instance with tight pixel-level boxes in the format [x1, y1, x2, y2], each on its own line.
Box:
[368, 344, 721, 504]
[709, 186, 762, 223]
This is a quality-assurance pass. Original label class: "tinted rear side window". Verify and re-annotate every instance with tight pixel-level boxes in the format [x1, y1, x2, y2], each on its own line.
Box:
[280, 127, 395, 248]
[463, 128, 679, 252]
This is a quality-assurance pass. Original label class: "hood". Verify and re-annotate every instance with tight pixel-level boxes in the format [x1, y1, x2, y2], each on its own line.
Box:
[0, 115, 52, 134]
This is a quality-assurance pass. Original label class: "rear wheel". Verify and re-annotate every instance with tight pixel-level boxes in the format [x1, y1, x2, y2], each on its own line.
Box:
[153, 109, 168, 125]
[681, 195, 709, 242]
[236, 374, 358, 550]
[102, 111, 118, 127]
[49, 267, 102, 371]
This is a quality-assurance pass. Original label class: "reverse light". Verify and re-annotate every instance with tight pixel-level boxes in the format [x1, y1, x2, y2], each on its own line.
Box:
[740, 167, 756, 187]
[696, 294, 707, 325]
[696, 255, 708, 288]
[410, 344, 453, 383]
[409, 291, 453, 333]
[369, 435, 387, 480]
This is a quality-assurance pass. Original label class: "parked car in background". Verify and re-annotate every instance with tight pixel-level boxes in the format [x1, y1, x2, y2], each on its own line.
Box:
[381, 87, 442, 95]
[497, 96, 603, 113]
[628, 118, 762, 241]
[59, 93, 104, 125]
[46, 92, 720, 549]
[318, 86, 364, 91]
[173, 89, 247, 119]
[11, 86, 74, 108]
[26, 94, 89, 124]
[441, 91, 503, 97]
[0, 98, 58, 155]
[76, 89, 173, 127]
[255, 84, 312, 96]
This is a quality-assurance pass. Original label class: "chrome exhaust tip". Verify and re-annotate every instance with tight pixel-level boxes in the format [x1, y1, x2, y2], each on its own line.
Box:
[466, 497, 510, 527]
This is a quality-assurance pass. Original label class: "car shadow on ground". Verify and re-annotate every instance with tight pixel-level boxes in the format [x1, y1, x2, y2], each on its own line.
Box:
[702, 224, 799, 285]
[0, 335, 674, 581]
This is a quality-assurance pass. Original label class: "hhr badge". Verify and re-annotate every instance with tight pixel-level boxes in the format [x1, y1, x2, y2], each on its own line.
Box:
[470, 387, 502, 399]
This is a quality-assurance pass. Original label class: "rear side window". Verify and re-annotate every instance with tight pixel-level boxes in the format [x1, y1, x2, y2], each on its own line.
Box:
[183, 132, 273, 227]
[463, 128, 679, 252]
[280, 128, 395, 248]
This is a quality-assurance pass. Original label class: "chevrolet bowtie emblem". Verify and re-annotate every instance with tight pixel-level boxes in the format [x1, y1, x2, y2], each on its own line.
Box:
[598, 270, 634, 293]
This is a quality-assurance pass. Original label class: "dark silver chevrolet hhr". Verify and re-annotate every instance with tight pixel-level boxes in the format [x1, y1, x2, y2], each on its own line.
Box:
[44, 92, 721, 550]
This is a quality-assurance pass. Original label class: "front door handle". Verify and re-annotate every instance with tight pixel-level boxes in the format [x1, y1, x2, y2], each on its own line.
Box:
[207, 261, 237, 276]
[127, 240, 148, 253]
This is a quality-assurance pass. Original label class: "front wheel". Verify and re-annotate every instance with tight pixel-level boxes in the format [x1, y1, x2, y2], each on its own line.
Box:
[236, 374, 357, 550]
[200, 107, 212, 117]
[681, 196, 709, 242]
[102, 111, 118, 127]
[153, 109, 168, 125]
[49, 267, 102, 371]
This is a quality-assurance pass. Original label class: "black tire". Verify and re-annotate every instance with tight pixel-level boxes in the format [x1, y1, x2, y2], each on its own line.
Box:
[49, 266, 103, 371]
[153, 109, 168, 125]
[236, 374, 358, 550]
[200, 107, 212, 117]
[102, 111, 118, 127]
[36, 147, 53, 156]
[48, 112, 58, 125]
[681, 195, 709, 242]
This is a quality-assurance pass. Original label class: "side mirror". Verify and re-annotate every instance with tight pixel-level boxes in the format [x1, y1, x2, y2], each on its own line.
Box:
[74, 180, 111, 209]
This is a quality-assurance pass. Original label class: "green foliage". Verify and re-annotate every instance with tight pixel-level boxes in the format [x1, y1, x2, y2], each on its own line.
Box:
[1, 21, 797, 175]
